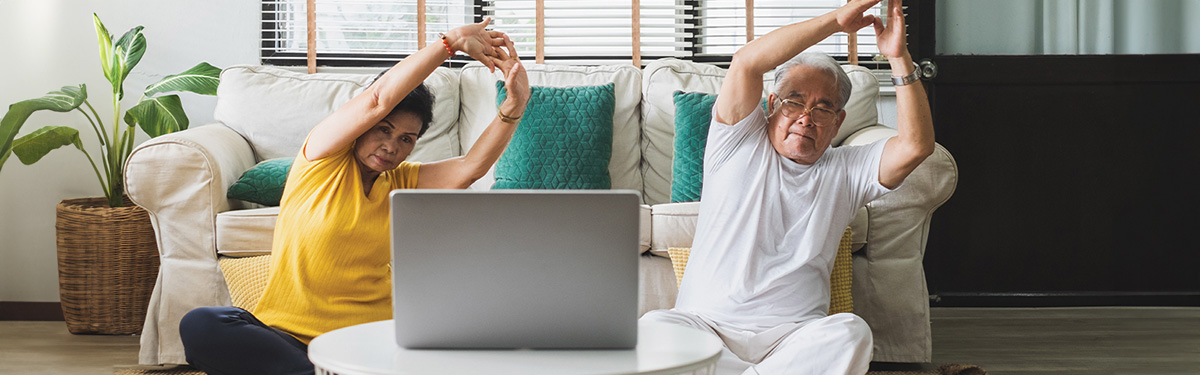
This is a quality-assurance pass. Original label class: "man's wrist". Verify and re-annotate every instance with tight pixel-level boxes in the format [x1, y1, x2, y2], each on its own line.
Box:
[887, 54, 915, 75]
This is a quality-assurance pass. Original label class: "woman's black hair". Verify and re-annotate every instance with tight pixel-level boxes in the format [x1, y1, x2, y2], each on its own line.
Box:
[370, 70, 435, 137]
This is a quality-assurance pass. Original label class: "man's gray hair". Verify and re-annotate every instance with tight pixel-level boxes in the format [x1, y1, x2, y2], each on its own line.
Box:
[773, 52, 853, 109]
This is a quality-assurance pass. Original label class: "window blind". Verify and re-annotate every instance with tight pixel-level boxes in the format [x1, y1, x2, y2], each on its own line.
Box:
[261, 0, 475, 67]
[262, 0, 887, 69]
[697, 0, 883, 63]
[482, 0, 690, 65]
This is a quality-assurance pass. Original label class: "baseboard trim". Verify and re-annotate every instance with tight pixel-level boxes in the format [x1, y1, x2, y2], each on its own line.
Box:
[0, 302, 64, 321]
[930, 292, 1200, 307]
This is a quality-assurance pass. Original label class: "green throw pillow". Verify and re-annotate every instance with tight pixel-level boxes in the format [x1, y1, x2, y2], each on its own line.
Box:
[227, 158, 293, 206]
[493, 82, 615, 189]
[670, 93, 768, 202]
[671, 92, 717, 202]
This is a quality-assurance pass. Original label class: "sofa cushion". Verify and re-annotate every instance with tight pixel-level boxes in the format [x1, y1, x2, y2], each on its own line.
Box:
[648, 201, 701, 257]
[669, 92, 770, 203]
[492, 83, 615, 189]
[218, 255, 272, 312]
[640, 59, 880, 205]
[213, 65, 461, 163]
[227, 157, 292, 206]
[670, 92, 715, 202]
[458, 63, 643, 198]
[215, 207, 279, 257]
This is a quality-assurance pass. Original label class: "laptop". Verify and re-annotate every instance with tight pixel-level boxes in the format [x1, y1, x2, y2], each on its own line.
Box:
[389, 189, 641, 350]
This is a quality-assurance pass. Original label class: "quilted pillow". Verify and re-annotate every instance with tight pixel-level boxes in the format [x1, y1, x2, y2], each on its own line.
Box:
[670, 92, 767, 202]
[493, 82, 615, 189]
[217, 255, 272, 311]
[227, 158, 293, 206]
[670, 92, 717, 202]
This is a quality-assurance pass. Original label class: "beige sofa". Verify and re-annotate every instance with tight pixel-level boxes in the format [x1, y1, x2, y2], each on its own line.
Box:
[124, 59, 957, 365]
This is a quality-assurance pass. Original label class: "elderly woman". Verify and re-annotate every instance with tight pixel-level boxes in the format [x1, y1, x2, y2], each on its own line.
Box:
[178, 18, 530, 375]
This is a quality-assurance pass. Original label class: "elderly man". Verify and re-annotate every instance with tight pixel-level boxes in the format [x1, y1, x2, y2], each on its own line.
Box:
[640, 0, 934, 374]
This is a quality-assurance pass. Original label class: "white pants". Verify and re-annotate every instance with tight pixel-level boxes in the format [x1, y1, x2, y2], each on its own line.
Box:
[640, 310, 872, 375]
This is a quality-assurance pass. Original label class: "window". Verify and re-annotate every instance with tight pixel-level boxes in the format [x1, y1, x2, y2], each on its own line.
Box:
[261, 0, 475, 67]
[262, 0, 885, 68]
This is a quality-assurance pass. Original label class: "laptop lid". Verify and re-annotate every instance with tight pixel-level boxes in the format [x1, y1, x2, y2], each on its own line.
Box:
[389, 189, 640, 349]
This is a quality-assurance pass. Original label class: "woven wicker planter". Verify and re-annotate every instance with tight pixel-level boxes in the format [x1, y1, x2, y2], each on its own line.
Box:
[56, 197, 159, 335]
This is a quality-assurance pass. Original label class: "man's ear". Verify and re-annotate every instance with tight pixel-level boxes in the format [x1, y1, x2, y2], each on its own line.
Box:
[836, 109, 848, 127]
[766, 93, 777, 115]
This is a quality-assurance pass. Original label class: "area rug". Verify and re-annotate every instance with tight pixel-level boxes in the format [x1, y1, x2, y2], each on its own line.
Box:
[115, 364, 987, 375]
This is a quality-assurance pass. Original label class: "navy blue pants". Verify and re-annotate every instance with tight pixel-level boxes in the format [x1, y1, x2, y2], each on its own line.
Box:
[179, 306, 314, 375]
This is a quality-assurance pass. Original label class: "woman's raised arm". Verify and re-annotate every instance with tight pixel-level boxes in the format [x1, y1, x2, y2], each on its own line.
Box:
[303, 18, 509, 161]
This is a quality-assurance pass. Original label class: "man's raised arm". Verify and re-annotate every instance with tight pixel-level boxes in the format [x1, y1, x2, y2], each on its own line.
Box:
[874, 0, 935, 189]
[714, 0, 880, 126]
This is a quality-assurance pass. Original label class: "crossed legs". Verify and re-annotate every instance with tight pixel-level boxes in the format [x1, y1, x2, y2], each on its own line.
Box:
[179, 306, 314, 375]
[641, 310, 872, 375]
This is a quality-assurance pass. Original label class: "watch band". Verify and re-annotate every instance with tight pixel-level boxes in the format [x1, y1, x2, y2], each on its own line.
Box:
[891, 62, 921, 86]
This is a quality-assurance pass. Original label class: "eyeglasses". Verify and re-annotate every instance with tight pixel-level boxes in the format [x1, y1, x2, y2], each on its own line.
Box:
[774, 98, 838, 127]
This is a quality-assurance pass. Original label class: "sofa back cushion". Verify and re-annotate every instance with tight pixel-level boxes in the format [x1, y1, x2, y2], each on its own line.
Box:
[493, 83, 616, 189]
[458, 63, 643, 199]
[639, 59, 880, 205]
[213, 65, 462, 163]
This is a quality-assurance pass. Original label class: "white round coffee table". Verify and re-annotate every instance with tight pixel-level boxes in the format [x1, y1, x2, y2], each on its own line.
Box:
[308, 320, 722, 375]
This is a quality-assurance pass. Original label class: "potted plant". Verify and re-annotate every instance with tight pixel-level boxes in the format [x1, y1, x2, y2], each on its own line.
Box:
[0, 14, 220, 334]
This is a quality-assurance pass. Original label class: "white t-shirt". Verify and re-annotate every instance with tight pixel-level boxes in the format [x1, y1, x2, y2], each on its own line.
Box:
[674, 104, 894, 330]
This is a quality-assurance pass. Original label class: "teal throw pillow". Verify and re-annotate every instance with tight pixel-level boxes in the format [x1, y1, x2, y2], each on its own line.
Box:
[670, 93, 768, 202]
[227, 157, 293, 206]
[671, 92, 717, 202]
[493, 82, 615, 189]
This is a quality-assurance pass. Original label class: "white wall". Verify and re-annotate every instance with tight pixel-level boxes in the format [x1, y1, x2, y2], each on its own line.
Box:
[0, 0, 259, 302]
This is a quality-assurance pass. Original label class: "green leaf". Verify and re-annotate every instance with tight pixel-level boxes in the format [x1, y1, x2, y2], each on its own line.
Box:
[11, 126, 84, 165]
[93, 14, 115, 87]
[143, 62, 221, 97]
[111, 25, 146, 99]
[124, 95, 188, 138]
[0, 85, 88, 174]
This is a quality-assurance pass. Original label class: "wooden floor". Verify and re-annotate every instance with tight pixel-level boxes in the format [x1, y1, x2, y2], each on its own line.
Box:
[0, 307, 1197, 374]
[928, 307, 1200, 375]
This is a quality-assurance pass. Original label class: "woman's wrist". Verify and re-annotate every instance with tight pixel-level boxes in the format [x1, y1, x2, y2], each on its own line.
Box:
[437, 33, 456, 58]
[443, 28, 464, 53]
[498, 99, 526, 122]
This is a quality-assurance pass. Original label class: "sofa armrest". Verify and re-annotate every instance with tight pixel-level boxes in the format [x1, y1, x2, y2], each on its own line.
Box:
[843, 125, 958, 362]
[123, 123, 256, 365]
[842, 124, 958, 267]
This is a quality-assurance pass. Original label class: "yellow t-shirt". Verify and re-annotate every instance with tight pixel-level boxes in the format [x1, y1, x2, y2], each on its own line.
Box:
[252, 142, 419, 344]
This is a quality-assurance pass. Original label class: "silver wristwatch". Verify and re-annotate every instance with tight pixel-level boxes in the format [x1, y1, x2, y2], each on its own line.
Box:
[891, 62, 921, 86]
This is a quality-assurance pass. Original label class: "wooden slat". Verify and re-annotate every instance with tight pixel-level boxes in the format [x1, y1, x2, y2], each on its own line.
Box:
[306, 0, 316, 73]
[846, 0, 858, 65]
[745, 0, 754, 43]
[417, 0, 426, 49]
[536, 0, 545, 63]
[632, 0, 641, 66]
